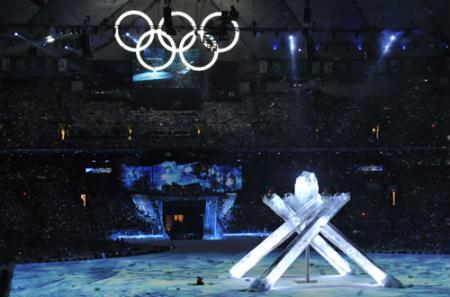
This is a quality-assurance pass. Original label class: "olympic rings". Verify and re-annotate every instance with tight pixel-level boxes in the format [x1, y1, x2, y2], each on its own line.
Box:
[114, 10, 240, 71]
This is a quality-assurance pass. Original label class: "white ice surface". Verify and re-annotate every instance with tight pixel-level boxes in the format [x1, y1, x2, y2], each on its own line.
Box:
[10, 239, 450, 297]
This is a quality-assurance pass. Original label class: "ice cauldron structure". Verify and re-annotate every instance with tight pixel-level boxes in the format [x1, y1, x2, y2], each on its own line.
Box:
[229, 171, 403, 291]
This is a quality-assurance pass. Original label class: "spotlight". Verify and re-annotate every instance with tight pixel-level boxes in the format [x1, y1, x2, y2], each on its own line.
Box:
[64, 45, 69, 50]
[382, 32, 401, 54]
[401, 44, 407, 50]
[357, 45, 363, 51]
[297, 47, 302, 52]
[125, 32, 130, 37]
[45, 35, 55, 43]
[272, 41, 280, 51]
[288, 35, 296, 52]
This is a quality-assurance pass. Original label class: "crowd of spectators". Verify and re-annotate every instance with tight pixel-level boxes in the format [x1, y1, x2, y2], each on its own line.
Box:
[0, 156, 166, 263]
[0, 80, 447, 149]
[0, 153, 448, 263]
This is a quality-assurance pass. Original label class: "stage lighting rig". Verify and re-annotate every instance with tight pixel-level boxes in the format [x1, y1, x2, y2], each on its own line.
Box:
[210, 5, 239, 40]
[229, 6, 239, 21]
[163, 6, 176, 36]
[303, 0, 311, 36]
[201, 11, 229, 40]
[251, 21, 257, 37]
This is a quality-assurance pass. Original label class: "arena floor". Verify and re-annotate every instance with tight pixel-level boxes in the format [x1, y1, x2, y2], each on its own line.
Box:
[10, 239, 450, 297]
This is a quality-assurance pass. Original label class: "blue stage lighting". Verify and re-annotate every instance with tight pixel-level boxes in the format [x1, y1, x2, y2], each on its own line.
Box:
[272, 42, 279, 51]
[288, 35, 296, 51]
[382, 32, 401, 54]
[14, 32, 19, 36]
[401, 44, 407, 50]
[357, 45, 363, 51]
[126, 32, 130, 37]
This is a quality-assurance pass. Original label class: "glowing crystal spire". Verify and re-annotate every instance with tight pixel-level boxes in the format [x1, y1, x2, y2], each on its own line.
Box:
[229, 171, 403, 291]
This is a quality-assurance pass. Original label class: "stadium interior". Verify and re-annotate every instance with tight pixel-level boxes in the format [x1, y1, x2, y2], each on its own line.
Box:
[0, 1, 449, 296]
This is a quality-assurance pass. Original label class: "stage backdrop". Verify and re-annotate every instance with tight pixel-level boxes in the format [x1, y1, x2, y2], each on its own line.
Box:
[121, 161, 242, 193]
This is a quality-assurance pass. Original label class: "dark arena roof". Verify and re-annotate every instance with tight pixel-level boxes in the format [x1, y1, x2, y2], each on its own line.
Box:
[0, 1, 449, 297]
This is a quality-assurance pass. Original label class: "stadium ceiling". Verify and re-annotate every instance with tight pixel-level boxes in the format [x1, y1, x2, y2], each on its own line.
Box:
[0, 0, 448, 58]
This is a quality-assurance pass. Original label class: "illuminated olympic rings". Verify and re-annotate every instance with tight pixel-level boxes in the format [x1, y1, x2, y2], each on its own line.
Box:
[114, 11, 240, 72]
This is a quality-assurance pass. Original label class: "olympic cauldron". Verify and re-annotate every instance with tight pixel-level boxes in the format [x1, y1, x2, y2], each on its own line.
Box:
[229, 171, 403, 291]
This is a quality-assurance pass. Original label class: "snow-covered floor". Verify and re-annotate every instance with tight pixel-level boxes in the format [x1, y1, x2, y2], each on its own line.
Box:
[10, 239, 450, 297]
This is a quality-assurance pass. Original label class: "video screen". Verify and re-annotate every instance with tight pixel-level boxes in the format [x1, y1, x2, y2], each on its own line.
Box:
[356, 165, 384, 172]
[85, 167, 112, 174]
[121, 162, 242, 193]
[121, 166, 152, 189]
[132, 48, 201, 88]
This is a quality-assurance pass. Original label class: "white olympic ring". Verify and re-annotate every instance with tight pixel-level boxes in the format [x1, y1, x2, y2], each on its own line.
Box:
[157, 11, 197, 53]
[114, 10, 154, 53]
[198, 12, 240, 54]
[136, 30, 177, 72]
[114, 10, 240, 71]
[179, 31, 219, 71]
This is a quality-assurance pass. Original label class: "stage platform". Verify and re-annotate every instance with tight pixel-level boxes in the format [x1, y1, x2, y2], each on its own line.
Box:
[10, 239, 450, 297]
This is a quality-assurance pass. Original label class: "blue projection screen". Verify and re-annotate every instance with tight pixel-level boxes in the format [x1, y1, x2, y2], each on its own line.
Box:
[121, 162, 242, 193]
[132, 48, 200, 88]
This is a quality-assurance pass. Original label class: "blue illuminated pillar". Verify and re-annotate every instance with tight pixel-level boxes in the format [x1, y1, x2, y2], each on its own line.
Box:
[203, 199, 222, 240]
